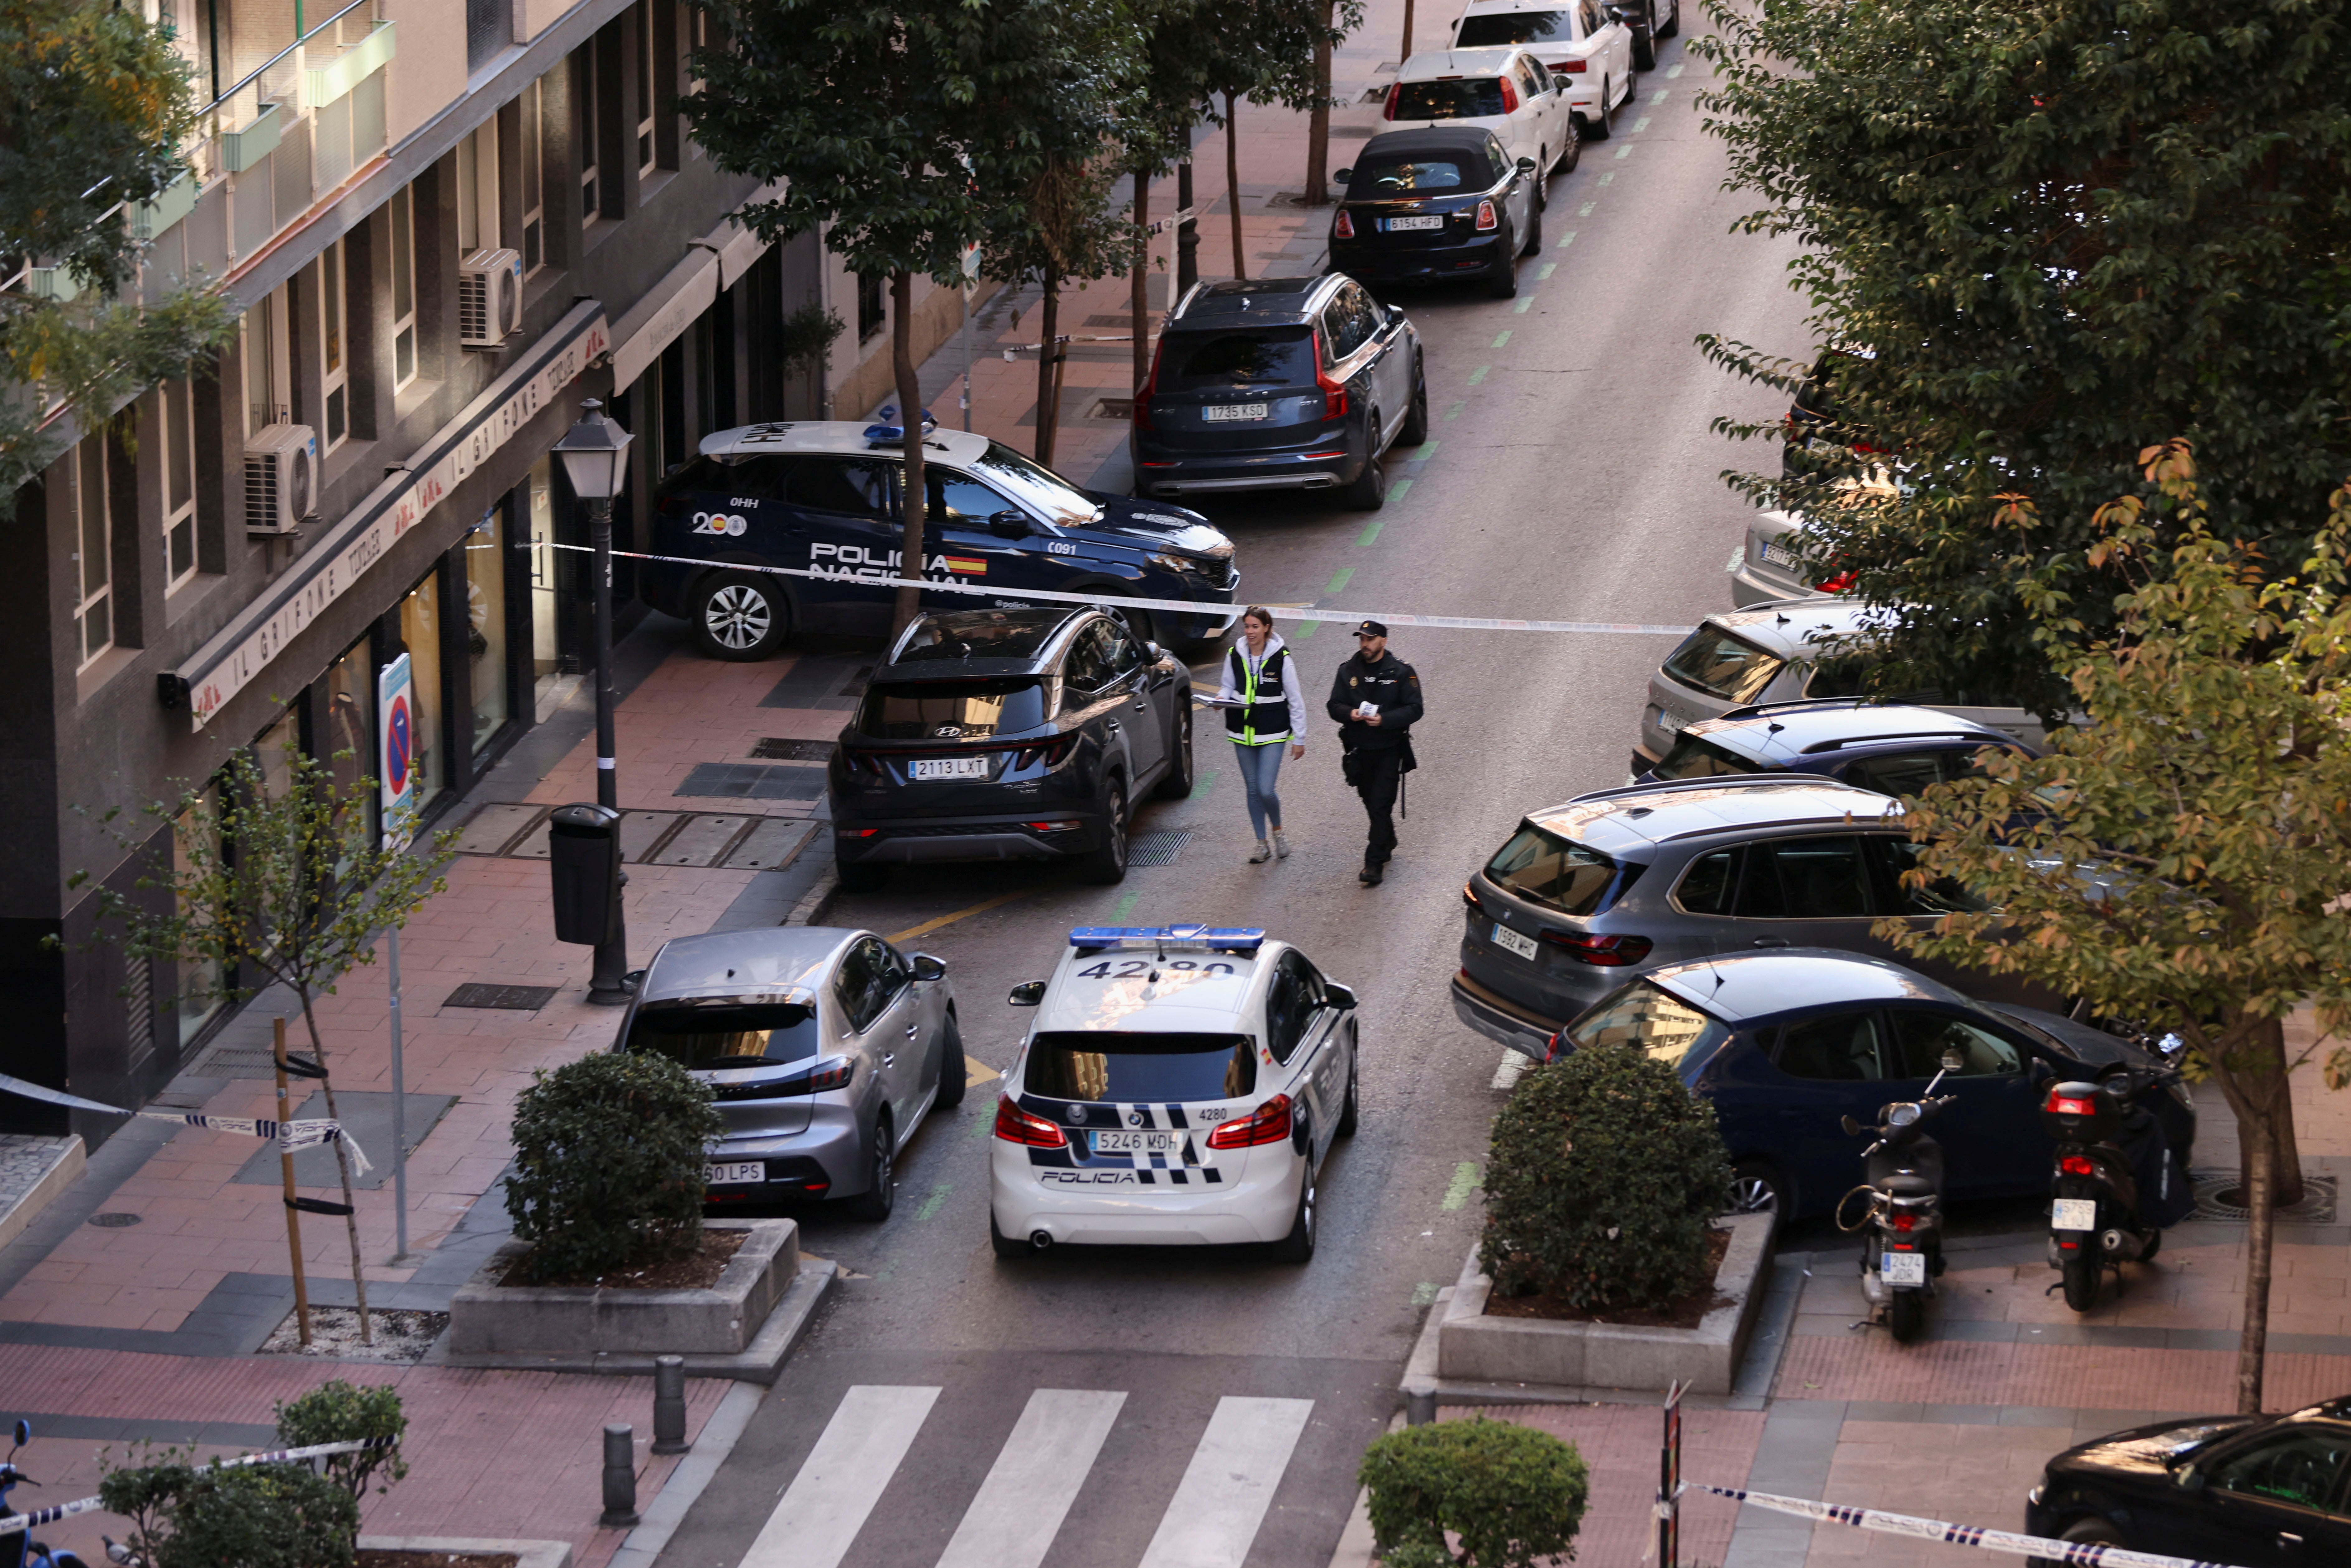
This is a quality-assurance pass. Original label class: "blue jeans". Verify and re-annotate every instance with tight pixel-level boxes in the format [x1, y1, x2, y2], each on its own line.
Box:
[1233, 740, 1286, 839]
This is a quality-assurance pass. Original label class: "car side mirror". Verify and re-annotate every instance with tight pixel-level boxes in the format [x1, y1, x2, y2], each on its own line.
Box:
[1334, 167, 1354, 183]
[1008, 980, 1047, 1007]
[1840, 1114, 1863, 1137]
[1324, 983, 1358, 1010]
[1516, 156, 1538, 176]
[2177, 1466, 2206, 1495]
[988, 510, 1030, 539]
[911, 953, 947, 982]
[1387, 303, 1406, 324]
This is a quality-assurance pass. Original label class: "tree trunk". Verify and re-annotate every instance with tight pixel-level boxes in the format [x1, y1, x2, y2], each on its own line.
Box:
[1034, 270, 1062, 467]
[1132, 170, 1152, 396]
[298, 988, 372, 1345]
[1401, 0, 1415, 61]
[890, 271, 925, 636]
[1224, 91, 1246, 281]
[2237, 1016, 2303, 1209]
[2238, 1107, 2275, 1414]
[1304, 5, 1334, 207]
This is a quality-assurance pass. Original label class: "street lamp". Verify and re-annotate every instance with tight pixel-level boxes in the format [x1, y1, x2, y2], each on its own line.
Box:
[550, 399, 635, 1005]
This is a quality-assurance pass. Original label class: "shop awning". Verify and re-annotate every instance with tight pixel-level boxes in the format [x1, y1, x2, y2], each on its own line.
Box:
[608, 194, 779, 391]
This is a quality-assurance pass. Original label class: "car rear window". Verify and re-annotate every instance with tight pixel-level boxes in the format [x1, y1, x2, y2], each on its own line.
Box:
[1393, 78, 1509, 119]
[1663, 625, 1786, 703]
[1484, 824, 1642, 915]
[894, 612, 1069, 663]
[1024, 1032, 1257, 1102]
[1159, 330, 1316, 391]
[857, 678, 1049, 739]
[624, 1001, 821, 1069]
[1563, 981, 1729, 1071]
[1456, 10, 1578, 45]
[1348, 158, 1471, 196]
[1652, 733, 1764, 781]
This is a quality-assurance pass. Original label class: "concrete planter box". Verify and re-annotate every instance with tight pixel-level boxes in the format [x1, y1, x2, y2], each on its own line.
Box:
[1435, 1212, 1773, 1395]
[446, 1219, 797, 1356]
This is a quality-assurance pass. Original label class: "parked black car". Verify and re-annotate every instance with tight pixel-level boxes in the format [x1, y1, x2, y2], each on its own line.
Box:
[1327, 126, 1543, 299]
[2025, 1400, 2351, 1563]
[828, 607, 1192, 891]
[1130, 273, 1425, 509]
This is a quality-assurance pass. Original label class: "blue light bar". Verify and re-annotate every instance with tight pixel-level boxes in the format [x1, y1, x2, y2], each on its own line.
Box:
[1067, 924, 1266, 953]
[863, 405, 939, 444]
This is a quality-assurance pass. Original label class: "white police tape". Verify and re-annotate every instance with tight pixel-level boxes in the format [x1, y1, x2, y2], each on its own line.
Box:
[135, 1113, 373, 1177]
[0, 1436, 397, 1534]
[538, 542, 1693, 637]
[1679, 1483, 2248, 1567]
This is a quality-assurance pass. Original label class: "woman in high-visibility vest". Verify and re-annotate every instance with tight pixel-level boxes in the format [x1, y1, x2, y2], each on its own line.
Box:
[1215, 606, 1309, 862]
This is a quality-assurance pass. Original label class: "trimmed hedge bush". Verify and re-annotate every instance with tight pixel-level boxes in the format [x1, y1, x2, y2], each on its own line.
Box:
[273, 1380, 407, 1499]
[1359, 1418, 1589, 1567]
[98, 1460, 359, 1568]
[503, 1049, 723, 1283]
[1479, 1044, 1730, 1309]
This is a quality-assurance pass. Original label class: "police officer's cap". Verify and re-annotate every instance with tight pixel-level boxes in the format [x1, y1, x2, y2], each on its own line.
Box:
[1354, 619, 1388, 639]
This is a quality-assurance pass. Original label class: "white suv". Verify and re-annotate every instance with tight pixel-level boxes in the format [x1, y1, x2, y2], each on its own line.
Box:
[1384, 46, 1577, 174]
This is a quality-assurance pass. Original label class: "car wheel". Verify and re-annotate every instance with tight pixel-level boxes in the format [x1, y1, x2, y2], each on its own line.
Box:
[1342, 442, 1388, 509]
[843, 1113, 896, 1222]
[1584, 94, 1612, 140]
[836, 859, 887, 895]
[1152, 694, 1195, 799]
[1729, 1159, 1787, 1217]
[1887, 1289, 1925, 1344]
[989, 1210, 1032, 1260]
[1397, 358, 1430, 448]
[690, 574, 790, 661]
[1522, 197, 1543, 255]
[2060, 1252, 2102, 1312]
[1486, 244, 1519, 299]
[935, 1011, 966, 1109]
[1658, 0, 1680, 40]
[1633, 17, 1658, 70]
[1269, 1167, 1317, 1263]
[1335, 1046, 1360, 1137]
[2027, 1516, 2129, 1568]
[1555, 118, 1581, 174]
[1079, 780, 1129, 884]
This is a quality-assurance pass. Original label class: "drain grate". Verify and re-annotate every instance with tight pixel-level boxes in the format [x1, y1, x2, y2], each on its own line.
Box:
[1126, 829, 1192, 868]
[443, 983, 560, 1012]
[750, 738, 836, 762]
[2185, 1171, 2337, 1224]
[677, 762, 828, 801]
[87, 1211, 142, 1228]
[193, 1046, 294, 1081]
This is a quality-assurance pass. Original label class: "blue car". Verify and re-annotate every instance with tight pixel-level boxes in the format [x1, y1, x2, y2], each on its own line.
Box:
[645, 421, 1240, 659]
[1637, 699, 2035, 795]
[1547, 948, 2193, 1219]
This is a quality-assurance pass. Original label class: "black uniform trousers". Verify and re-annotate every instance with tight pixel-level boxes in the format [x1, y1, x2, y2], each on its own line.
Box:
[1352, 746, 1404, 867]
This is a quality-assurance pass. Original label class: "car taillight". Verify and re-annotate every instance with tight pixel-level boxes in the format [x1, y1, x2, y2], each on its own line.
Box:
[995, 1098, 1068, 1148]
[1551, 58, 1585, 73]
[1891, 1212, 1916, 1232]
[1311, 331, 1349, 419]
[1462, 880, 1483, 912]
[1475, 199, 1498, 232]
[1205, 1093, 1294, 1149]
[1814, 569, 1858, 594]
[1335, 209, 1356, 240]
[1383, 82, 1401, 119]
[2047, 1090, 2098, 1116]
[1011, 735, 1079, 771]
[1497, 76, 1518, 112]
[1134, 339, 1164, 431]
[2060, 1155, 2097, 1176]
[1541, 932, 1653, 967]
[1022, 820, 1082, 833]
[803, 1057, 854, 1092]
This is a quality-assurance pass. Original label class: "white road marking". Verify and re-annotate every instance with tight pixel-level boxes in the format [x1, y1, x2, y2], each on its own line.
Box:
[934, 1390, 1128, 1568]
[1135, 1396, 1316, 1568]
[1490, 1051, 1527, 1091]
[740, 1385, 940, 1568]
[1725, 545, 1745, 574]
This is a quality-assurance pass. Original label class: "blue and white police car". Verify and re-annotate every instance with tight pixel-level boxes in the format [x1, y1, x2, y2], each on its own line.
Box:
[644, 419, 1241, 660]
[989, 925, 1361, 1262]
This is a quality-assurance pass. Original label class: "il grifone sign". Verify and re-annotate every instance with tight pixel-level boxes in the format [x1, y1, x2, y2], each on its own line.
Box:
[174, 302, 611, 732]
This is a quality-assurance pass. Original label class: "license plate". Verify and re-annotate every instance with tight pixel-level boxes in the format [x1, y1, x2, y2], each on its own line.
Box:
[1882, 1250, 1927, 1285]
[1761, 538, 1802, 570]
[705, 1161, 766, 1187]
[1652, 706, 1690, 734]
[2052, 1198, 2098, 1231]
[1204, 403, 1268, 422]
[1091, 1130, 1182, 1155]
[910, 755, 990, 781]
[1385, 215, 1445, 232]
[1492, 922, 1539, 962]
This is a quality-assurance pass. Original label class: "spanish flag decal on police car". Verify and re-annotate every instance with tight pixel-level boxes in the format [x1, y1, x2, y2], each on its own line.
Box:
[943, 556, 987, 576]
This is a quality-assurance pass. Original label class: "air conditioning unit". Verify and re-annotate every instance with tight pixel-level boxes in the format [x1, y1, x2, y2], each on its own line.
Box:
[459, 247, 525, 347]
[244, 424, 318, 535]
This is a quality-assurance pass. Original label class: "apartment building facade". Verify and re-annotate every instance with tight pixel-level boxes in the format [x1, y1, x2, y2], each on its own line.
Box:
[1, 0, 981, 1142]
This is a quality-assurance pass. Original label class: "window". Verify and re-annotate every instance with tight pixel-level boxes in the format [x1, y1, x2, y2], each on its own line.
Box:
[1687, 836, 1878, 920]
[1453, 9, 1580, 46]
[1662, 625, 1784, 703]
[160, 377, 198, 590]
[465, 510, 510, 752]
[389, 184, 418, 389]
[398, 570, 445, 805]
[1322, 295, 1367, 359]
[520, 77, 545, 273]
[1874, 837, 1993, 917]
[1160, 329, 1314, 390]
[321, 639, 377, 862]
[576, 38, 603, 224]
[2205, 1429, 2351, 1514]
[857, 678, 1047, 740]
[455, 121, 500, 255]
[856, 272, 886, 343]
[1265, 952, 1331, 1066]
[921, 468, 1016, 526]
[634, 0, 657, 176]
[833, 938, 900, 1032]
[1024, 1032, 1256, 1102]
[784, 457, 891, 518]
[173, 788, 226, 1047]
[1840, 750, 1947, 799]
[1483, 823, 1640, 916]
[1562, 981, 1728, 1071]
[1390, 78, 1510, 120]
[318, 238, 349, 451]
[625, 999, 822, 1068]
[1062, 622, 1117, 693]
[1772, 1010, 1889, 1081]
[1888, 1012, 2021, 1081]
[243, 287, 289, 436]
[1650, 732, 1760, 781]
[686, 5, 709, 147]
[70, 436, 112, 667]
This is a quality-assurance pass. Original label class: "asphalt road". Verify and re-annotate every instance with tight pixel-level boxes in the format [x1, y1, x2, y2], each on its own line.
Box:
[653, 33, 1811, 1568]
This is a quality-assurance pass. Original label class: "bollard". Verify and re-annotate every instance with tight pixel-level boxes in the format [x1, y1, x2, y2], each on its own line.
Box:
[652, 1354, 689, 1454]
[599, 1423, 641, 1528]
[1404, 1386, 1437, 1426]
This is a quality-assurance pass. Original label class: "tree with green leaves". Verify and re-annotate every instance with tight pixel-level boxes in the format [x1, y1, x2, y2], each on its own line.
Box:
[71, 745, 455, 1342]
[1190, 0, 1359, 279]
[687, 0, 1131, 631]
[1883, 441, 2351, 1414]
[1693, 0, 2351, 718]
[273, 1381, 409, 1501]
[1117, 0, 1207, 393]
[2, 0, 238, 492]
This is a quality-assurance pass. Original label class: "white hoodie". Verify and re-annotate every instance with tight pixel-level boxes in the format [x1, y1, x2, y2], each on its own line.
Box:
[1215, 632, 1310, 744]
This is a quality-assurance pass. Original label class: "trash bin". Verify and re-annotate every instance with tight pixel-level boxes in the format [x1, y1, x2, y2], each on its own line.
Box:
[549, 803, 623, 946]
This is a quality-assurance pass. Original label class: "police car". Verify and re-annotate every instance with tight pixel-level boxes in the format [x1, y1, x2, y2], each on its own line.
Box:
[645, 419, 1241, 659]
[989, 925, 1361, 1262]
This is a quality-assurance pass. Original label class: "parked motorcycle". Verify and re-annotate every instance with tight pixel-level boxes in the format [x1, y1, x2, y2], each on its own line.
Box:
[2044, 1064, 2194, 1312]
[2, 1420, 92, 1568]
[1837, 1050, 1964, 1344]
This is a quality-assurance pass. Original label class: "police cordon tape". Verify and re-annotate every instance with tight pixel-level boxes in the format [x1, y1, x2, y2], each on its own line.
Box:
[0, 1437, 398, 1534]
[1678, 1482, 2249, 1568]
[537, 542, 1695, 638]
[0, 1071, 370, 1175]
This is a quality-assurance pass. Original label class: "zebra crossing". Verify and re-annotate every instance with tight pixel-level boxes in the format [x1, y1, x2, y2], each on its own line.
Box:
[742, 1383, 1320, 1568]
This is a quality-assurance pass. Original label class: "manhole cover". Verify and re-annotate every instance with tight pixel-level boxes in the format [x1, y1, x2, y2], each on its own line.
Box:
[87, 1212, 142, 1228]
[1127, 829, 1192, 868]
[751, 737, 835, 762]
[2185, 1171, 2337, 1224]
[443, 983, 560, 1012]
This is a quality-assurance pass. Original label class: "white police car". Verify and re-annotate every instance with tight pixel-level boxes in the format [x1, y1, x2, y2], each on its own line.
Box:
[989, 925, 1360, 1262]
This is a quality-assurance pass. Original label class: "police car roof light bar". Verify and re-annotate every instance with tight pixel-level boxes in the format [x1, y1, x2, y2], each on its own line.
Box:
[1068, 924, 1267, 953]
[864, 406, 940, 444]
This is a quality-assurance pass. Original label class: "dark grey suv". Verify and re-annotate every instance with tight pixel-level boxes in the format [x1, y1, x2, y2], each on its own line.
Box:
[1451, 774, 2064, 1057]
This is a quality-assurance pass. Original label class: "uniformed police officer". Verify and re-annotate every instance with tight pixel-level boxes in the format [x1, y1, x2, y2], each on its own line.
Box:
[1326, 620, 1422, 886]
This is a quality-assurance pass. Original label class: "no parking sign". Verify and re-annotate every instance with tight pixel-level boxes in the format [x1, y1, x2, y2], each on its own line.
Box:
[378, 652, 415, 851]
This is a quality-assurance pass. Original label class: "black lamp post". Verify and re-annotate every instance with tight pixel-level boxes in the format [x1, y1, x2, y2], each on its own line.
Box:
[550, 399, 635, 1004]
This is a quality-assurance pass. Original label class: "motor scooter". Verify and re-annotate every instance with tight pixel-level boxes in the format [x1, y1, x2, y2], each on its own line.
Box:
[1838, 1050, 1963, 1344]
[2045, 1063, 2194, 1311]
[1, 1420, 92, 1568]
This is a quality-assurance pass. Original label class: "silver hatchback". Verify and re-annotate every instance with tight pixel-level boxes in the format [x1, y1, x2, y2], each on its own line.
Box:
[615, 925, 962, 1222]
